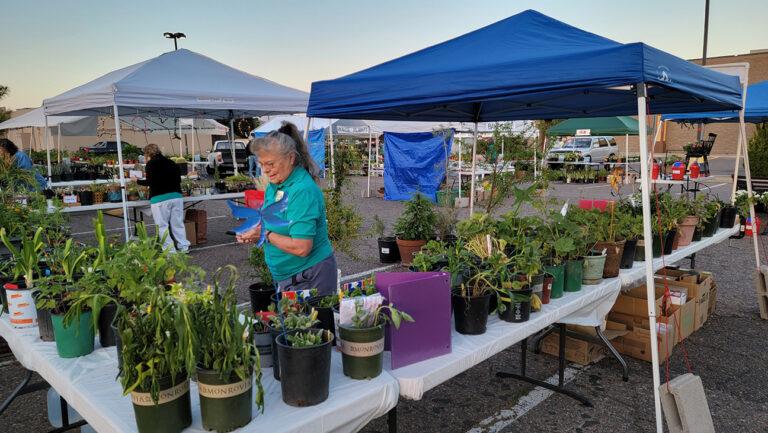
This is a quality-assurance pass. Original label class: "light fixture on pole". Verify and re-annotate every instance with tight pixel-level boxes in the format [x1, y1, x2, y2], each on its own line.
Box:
[163, 32, 186, 50]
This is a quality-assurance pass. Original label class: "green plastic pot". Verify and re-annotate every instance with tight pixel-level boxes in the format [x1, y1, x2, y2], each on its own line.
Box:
[544, 263, 565, 299]
[582, 252, 607, 285]
[131, 374, 192, 433]
[652, 234, 664, 258]
[338, 323, 385, 379]
[51, 311, 94, 358]
[564, 259, 583, 292]
[197, 368, 253, 433]
[634, 240, 646, 261]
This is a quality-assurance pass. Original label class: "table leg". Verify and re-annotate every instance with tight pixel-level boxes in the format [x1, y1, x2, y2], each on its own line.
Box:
[387, 405, 398, 433]
[531, 325, 557, 354]
[0, 369, 47, 415]
[594, 326, 629, 382]
[495, 329, 592, 407]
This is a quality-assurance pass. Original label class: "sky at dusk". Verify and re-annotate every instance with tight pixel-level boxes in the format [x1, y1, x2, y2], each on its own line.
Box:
[1, 0, 766, 110]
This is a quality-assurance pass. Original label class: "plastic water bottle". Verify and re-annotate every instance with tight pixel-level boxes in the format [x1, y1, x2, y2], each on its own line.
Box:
[46, 388, 83, 428]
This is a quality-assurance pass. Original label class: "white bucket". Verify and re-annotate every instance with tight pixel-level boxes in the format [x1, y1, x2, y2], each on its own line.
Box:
[4, 283, 38, 328]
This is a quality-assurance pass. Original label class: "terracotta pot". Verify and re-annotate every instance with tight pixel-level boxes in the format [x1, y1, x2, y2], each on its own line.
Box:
[593, 239, 626, 278]
[676, 216, 699, 247]
[395, 239, 427, 267]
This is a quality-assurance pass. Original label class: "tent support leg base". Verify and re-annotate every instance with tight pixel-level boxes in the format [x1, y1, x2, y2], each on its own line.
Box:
[496, 325, 593, 407]
[387, 404, 398, 433]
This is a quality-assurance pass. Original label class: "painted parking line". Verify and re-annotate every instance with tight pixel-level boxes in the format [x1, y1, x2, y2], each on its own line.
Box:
[466, 365, 585, 433]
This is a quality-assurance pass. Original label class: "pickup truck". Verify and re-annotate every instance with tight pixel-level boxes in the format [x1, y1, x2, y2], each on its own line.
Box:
[206, 140, 248, 176]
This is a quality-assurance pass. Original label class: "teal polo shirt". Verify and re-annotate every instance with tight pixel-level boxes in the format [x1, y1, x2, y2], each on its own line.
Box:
[262, 166, 333, 281]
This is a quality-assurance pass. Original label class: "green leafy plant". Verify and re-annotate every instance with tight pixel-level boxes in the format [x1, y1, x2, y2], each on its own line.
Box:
[371, 215, 386, 239]
[249, 246, 273, 286]
[394, 193, 436, 241]
[324, 189, 362, 257]
[748, 123, 768, 178]
[348, 301, 414, 329]
[0, 227, 44, 287]
[286, 329, 329, 347]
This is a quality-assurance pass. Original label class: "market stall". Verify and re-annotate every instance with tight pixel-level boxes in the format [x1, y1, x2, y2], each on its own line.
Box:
[42, 48, 309, 241]
[308, 9, 747, 432]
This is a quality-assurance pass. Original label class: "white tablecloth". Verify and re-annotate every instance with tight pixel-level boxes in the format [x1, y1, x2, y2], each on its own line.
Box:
[0, 318, 398, 433]
[385, 278, 621, 400]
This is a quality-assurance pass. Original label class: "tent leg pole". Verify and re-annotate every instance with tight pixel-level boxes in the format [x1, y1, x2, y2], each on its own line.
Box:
[625, 133, 629, 174]
[469, 123, 478, 215]
[229, 114, 238, 176]
[739, 109, 760, 268]
[44, 116, 51, 186]
[730, 128, 743, 205]
[329, 120, 335, 189]
[57, 124, 62, 164]
[458, 138, 462, 199]
[113, 104, 130, 242]
[367, 126, 372, 198]
[636, 84, 664, 433]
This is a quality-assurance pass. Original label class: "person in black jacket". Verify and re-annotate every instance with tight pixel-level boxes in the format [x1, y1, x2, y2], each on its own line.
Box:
[132, 144, 190, 252]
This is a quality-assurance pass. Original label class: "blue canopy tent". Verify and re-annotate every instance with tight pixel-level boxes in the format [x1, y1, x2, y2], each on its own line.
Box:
[662, 80, 768, 124]
[308, 10, 744, 432]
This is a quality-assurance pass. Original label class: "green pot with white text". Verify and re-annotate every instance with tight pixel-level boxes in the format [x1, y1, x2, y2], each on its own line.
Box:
[197, 368, 253, 433]
[338, 323, 385, 379]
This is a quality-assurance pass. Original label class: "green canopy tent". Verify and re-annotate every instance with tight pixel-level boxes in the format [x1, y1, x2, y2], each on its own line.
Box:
[548, 116, 639, 171]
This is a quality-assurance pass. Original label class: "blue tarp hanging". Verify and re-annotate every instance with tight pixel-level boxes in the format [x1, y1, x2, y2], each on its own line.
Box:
[308, 10, 741, 121]
[251, 128, 326, 175]
[663, 80, 768, 124]
[383, 131, 452, 202]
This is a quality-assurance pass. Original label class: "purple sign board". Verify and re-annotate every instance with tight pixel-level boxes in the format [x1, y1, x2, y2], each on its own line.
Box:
[376, 272, 452, 369]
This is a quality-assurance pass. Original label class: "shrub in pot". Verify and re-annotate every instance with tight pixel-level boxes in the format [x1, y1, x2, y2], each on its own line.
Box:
[268, 308, 319, 381]
[699, 196, 722, 237]
[372, 215, 400, 263]
[393, 193, 436, 266]
[276, 328, 334, 407]
[188, 267, 265, 433]
[589, 207, 625, 278]
[337, 297, 413, 379]
[116, 285, 196, 433]
[248, 247, 275, 313]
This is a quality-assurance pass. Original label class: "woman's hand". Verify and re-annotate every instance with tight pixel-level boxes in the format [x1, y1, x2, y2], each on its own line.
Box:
[236, 226, 261, 244]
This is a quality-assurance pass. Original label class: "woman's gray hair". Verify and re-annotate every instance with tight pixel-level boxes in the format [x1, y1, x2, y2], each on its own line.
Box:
[250, 121, 319, 181]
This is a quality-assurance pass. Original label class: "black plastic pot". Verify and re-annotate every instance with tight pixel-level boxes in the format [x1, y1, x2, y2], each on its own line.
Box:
[130, 374, 192, 433]
[692, 227, 703, 242]
[452, 292, 491, 335]
[215, 181, 227, 194]
[619, 239, 638, 269]
[664, 229, 677, 255]
[276, 330, 333, 407]
[248, 283, 275, 313]
[269, 326, 300, 381]
[197, 368, 253, 432]
[307, 301, 337, 346]
[377, 237, 401, 263]
[98, 303, 118, 348]
[720, 206, 738, 228]
[36, 307, 55, 342]
[254, 330, 273, 369]
[0, 285, 7, 314]
[703, 211, 721, 237]
[78, 190, 94, 206]
[498, 289, 532, 323]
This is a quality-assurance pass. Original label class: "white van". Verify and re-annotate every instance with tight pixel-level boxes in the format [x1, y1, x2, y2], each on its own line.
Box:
[546, 136, 618, 165]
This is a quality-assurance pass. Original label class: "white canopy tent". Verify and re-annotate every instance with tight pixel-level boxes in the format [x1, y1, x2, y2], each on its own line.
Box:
[43, 48, 309, 241]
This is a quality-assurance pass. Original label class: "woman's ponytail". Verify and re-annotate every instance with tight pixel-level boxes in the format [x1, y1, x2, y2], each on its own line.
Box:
[277, 122, 320, 181]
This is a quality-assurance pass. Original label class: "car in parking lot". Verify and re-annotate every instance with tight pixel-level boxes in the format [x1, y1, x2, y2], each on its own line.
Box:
[546, 135, 617, 167]
[79, 141, 132, 154]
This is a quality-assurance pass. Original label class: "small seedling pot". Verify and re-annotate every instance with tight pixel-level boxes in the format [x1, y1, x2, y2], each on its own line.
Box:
[564, 259, 583, 292]
[544, 263, 565, 299]
[3, 281, 38, 328]
[36, 307, 55, 342]
[51, 311, 94, 358]
[593, 239, 625, 278]
[197, 368, 253, 433]
[582, 251, 607, 285]
[276, 329, 333, 407]
[338, 323, 385, 379]
[130, 374, 192, 433]
[498, 289, 533, 323]
[452, 292, 491, 335]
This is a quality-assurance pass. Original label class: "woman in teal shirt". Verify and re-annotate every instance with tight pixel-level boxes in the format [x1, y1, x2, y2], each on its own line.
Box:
[236, 122, 337, 295]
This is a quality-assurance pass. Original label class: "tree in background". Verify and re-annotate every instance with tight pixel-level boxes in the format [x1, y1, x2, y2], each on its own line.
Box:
[0, 85, 10, 124]
[748, 123, 768, 178]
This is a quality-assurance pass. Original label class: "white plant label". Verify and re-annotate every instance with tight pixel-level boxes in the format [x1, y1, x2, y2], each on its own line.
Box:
[339, 338, 385, 357]
[381, 247, 390, 254]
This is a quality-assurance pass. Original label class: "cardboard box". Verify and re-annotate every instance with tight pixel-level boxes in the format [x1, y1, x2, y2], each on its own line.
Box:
[613, 284, 666, 317]
[184, 209, 207, 244]
[694, 289, 710, 331]
[610, 311, 679, 363]
[655, 268, 712, 300]
[649, 300, 695, 340]
[541, 333, 606, 366]
[184, 221, 197, 246]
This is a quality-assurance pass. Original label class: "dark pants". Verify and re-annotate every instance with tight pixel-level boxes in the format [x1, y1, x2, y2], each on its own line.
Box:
[277, 254, 338, 296]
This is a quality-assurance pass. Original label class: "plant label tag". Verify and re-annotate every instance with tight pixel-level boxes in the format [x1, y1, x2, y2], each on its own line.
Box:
[129, 170, 144, 179]
[381, 247, 390, 254]
[63, 195, 78, 204]
[560, 201, 569, 216]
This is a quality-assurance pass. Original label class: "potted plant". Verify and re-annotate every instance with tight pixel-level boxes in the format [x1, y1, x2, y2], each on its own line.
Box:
[590, 206, 626, 278]
[337, 298, 413, 379]
[393, 193, 436, 266]
[37, 239, 95, 358]
[275, 328, 334, 406]
[248, 247, 275, 314]
[372, 215, 400, 264]
[77, 186, 94, 206]
[540, 213, 576, 300]
[617, 210, 643, 269]
[116, 285, 196, 433]
[435, 207, 459, 244]
[0, 227, 44, 329]
[106, 184, 122, 202]
[188, 267, 265, 433]
[563, 209, 590, 292]
[700, 196, 722, 237]
[91, 183, 106, 204]
[676, 197, 701, 246]
[268, 309, 319, 381]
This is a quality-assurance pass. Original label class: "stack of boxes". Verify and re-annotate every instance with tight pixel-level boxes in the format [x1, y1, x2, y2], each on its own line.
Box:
[608, 268, 715, 363]
[184, 209, 208, 246]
